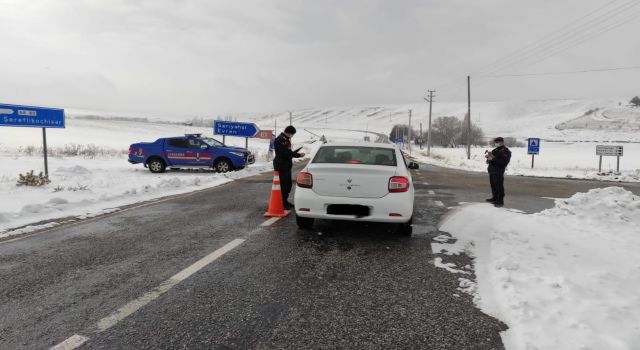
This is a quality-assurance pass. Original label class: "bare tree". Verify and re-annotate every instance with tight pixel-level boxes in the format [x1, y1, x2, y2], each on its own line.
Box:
[431, 117, 462, 147]
[458, 124, 485, 146]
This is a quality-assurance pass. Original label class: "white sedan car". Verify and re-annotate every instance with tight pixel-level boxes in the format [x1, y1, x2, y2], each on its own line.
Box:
[294, 142, 418, 235]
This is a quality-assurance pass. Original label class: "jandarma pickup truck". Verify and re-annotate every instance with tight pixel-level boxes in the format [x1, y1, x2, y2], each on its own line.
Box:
[128, 134, 255, 173]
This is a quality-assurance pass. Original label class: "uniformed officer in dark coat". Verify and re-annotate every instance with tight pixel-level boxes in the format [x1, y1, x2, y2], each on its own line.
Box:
[273, 126, 304, 209]
[485, 137, 511, 207]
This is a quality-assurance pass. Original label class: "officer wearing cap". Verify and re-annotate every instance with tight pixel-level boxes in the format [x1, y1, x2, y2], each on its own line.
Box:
[273, 126, 305, 209]
[485, 137, 511, 207]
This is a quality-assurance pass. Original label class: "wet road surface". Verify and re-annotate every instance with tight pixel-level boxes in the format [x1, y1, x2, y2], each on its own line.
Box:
[1, 162, 638, 349]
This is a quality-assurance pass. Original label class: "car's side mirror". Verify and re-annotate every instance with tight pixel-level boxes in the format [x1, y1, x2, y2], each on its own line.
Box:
[408, 162, 419, 169]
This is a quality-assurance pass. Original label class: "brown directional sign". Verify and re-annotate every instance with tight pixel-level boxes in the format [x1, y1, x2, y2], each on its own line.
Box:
[256, 130, 274, 139]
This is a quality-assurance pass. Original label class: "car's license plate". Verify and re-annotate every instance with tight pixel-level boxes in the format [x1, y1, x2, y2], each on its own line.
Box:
[326, 204, 370, 217]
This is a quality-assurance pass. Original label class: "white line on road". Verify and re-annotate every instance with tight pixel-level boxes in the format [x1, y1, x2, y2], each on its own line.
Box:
[428, 190, 436, 195]
[51, 334, 88, 350]
[96, 238, 245, 332]
[261, 217, 281, 227]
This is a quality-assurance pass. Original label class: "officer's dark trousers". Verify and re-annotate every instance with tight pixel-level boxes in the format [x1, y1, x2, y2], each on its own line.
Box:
[489, 170, 505, 201]
[279, 168, 293, 204]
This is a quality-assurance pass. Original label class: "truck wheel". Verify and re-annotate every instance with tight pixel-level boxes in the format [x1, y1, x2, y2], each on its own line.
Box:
[214, 158, 232, 173]
[296, 215, 314, 229]
[147, 158, 166, 173]
[396, 217, 413, 236]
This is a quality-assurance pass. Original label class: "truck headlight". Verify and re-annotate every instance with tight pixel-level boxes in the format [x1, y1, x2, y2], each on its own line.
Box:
[230, 151, 245, 157]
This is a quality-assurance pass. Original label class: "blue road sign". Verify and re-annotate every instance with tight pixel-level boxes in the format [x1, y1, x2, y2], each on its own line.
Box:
[0, 103, 65, 128]
[214, 120, 259, 138]
[528, 138, 540, 154]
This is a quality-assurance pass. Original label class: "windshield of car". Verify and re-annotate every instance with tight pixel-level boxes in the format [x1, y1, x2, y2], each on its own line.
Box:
[312, 146, 397, 166]
[201, 138, 225, 147]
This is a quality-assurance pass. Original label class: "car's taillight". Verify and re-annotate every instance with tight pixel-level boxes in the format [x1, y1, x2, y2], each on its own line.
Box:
[129, 147, 134, 154]
[297, 172, 313, 188]
[388, 176, 410, 193]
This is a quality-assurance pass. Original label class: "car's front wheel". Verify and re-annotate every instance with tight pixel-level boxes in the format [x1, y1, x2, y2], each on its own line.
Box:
[296, 215, 314, 229]
[396, 217, 413, 236]
[214, 158, 232, 173]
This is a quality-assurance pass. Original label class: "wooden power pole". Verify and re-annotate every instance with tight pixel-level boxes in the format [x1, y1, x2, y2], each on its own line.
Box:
[423, 90, 435, 156]
[408, 109, 412, 154]
[466, 76, 471, 160]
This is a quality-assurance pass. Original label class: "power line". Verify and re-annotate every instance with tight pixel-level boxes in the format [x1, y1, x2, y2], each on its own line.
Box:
[503, 9, 640, 74]
[433, 0, 640, 101]
[479, 65, 640, 78]
[478, 0, 640, 76]
[476, 0, 624, 76]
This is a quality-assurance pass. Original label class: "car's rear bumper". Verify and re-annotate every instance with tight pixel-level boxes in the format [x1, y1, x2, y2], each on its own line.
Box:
[128, 157, 142, 164]
[294, 188, 413, 223]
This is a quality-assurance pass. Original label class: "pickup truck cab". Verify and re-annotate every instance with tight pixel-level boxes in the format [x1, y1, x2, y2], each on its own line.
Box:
[128, 134, 255, 173]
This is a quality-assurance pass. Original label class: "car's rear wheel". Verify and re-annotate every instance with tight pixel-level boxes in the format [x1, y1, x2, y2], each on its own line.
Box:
[214, 158, 232, 173]
[296, 215, 314, 229]
[147, 158, 166, 173]
[396, 217, 413, 236]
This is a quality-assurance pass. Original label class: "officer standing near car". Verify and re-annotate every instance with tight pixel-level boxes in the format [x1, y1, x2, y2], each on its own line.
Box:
[485, 137, 511, 207]
[274, 126, 305, 209]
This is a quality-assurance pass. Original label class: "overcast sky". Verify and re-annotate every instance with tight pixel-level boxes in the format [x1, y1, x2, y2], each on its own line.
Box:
[0, 0, 639, 116]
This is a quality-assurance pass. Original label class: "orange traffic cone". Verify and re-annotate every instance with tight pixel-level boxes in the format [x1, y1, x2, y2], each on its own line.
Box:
[264, 171, 289, 217]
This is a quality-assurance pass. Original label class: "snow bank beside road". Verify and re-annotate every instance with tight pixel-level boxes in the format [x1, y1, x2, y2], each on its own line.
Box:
[436, 187, 640, 350]
[414, 143, 640, 182]
[0, 156, 240, 237]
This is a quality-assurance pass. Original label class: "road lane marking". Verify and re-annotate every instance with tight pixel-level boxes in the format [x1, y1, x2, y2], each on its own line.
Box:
[434, 200, 445, 207]
[261, 217, 281, 226]
[428, 190, 435, 195]
[260, 210, 291, 226]
[51, 334, 88, 350]
[96, 238, 245, 332]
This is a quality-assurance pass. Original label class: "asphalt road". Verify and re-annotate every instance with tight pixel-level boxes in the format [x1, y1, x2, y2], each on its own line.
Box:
[1, 163, 639, 350]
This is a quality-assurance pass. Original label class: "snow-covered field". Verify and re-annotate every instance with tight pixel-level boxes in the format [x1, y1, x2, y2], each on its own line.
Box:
[413, 143, 640, 182]
[0, 155, 276, 237]
[2, 98, 639, 234]
[435, 187, 640, 350]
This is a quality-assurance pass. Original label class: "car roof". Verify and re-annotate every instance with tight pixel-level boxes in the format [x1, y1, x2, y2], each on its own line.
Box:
[320, 141, 396, 149]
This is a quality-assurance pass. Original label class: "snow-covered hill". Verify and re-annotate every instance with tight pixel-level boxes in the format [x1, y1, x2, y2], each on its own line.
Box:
[2, 99, 637, 153]
[557, 107, 640, 136]
[247, 99, 638, 142]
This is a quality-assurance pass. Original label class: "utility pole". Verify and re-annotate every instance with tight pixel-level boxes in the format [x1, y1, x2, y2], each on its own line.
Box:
[423, 90, 435, 156]
[466, 76, 471, 160]
[408, 109, 412, 154]
[289, 111, 292, 126]
[419, 123, 423, 150]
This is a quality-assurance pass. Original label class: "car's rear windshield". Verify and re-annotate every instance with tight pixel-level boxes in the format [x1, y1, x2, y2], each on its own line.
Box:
[312, 146, 397, 166]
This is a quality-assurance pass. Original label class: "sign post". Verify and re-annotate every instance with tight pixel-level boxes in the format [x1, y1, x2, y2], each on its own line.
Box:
[527, 138, 540, 169]
[0, 103, 65, 178]
[42, 128, 49, 177]
[214, 120, 260, 150]
[596, 145, 623, 173]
